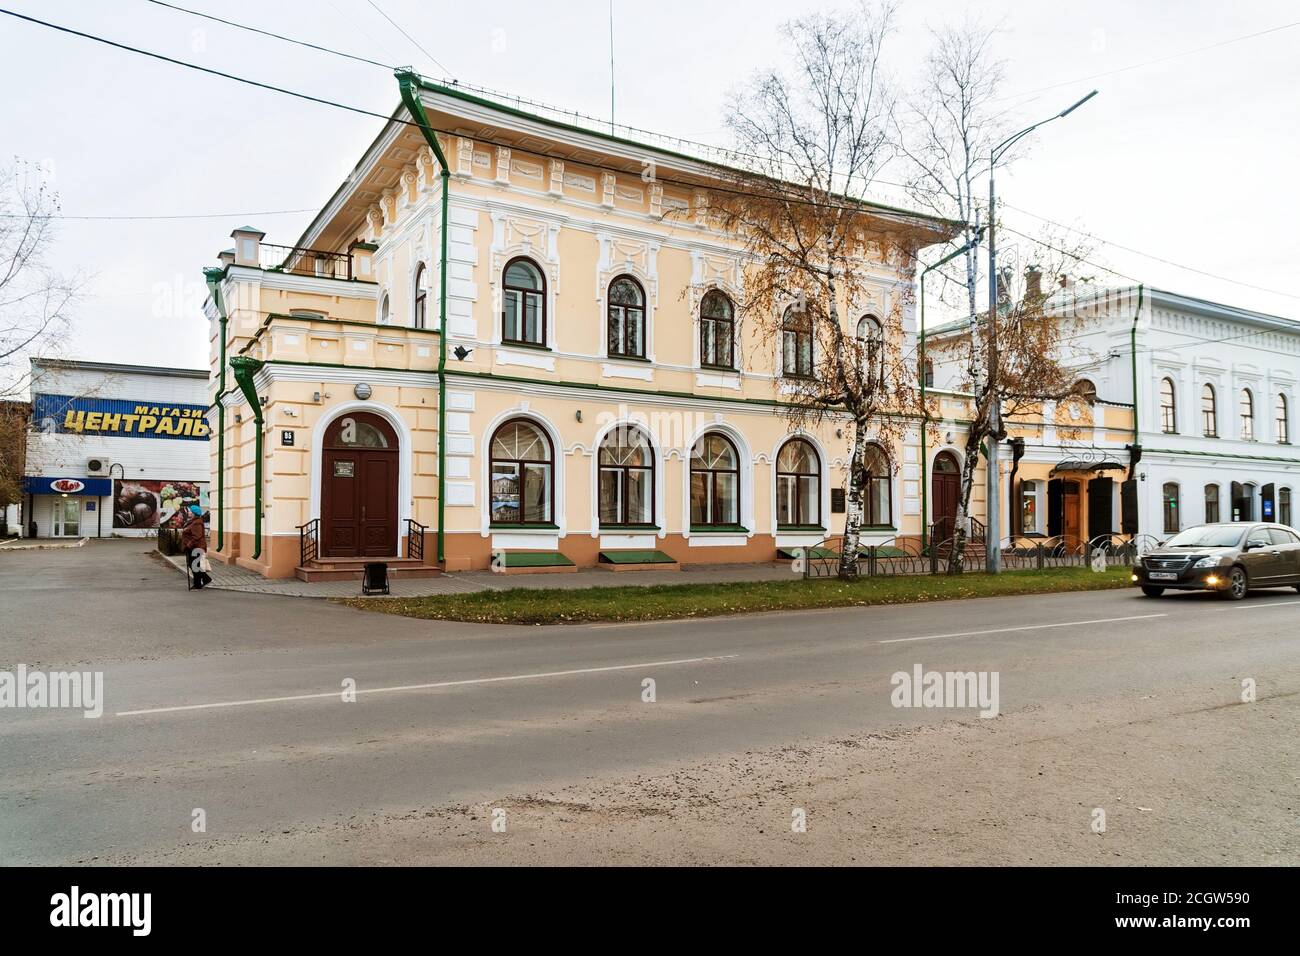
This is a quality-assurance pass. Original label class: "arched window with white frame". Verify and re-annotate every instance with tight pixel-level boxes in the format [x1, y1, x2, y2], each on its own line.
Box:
[598, 425, 655, 527]
[413, 263, 427, 329]
[502, 257, 546, 346]
[776, 437, 821, 528]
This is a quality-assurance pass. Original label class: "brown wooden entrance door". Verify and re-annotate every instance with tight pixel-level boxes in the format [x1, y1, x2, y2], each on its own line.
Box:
[931, 451, 960, 541]
[1062, 480, 1081, 543]
[320, 412, 399, 558]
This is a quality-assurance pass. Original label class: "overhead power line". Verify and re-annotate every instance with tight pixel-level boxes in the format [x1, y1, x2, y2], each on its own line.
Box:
[0, 207, 317, 222]
[142, 0, 392, 69]
[363, 0, 454, 79]
[1001, 19, 1300, 103]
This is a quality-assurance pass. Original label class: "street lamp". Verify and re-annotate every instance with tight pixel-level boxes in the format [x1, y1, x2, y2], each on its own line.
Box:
[984, 88, 1098, 574]
[919, 228, 984, 553]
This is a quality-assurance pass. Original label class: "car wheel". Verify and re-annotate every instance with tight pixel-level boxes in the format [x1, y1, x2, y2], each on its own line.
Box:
[1221, 566, 1248, 601]
[1140, 586, 1164, 597]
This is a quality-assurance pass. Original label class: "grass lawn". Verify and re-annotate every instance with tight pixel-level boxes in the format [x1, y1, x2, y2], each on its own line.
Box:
[337, 565, 1136, 626]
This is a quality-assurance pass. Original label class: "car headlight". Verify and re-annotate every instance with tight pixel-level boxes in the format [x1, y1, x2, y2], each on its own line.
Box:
[1193, 556, 1222, 569]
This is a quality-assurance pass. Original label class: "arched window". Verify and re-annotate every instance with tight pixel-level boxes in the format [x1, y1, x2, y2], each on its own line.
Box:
[324, 412, 395, 449]
[1201, 384, 1217, 437]
[502, 257, 545, 346]
[489, 419, 553, 526]
[1204, 483, 1220, 524]
[1239, 388, 1255, 441]
[922, 358, 934, 387]
[606, 276, 646, 359]
[700, 290, 735, 369]
[413, 263, 427, 329]
[1280, 487, 1293, 527]
[1159, 378, 1177, 434]
[856, 315, 884, 385]
[690, 433, 740, 527]
[1162, 482, 1180, 534]
[1276, 393, 1288, 444]
[1073, 378, 1097, 403]
[781, 307, 813, 378]
[378, 292, 390, 326]
[776, 437, 821, 527]
[863, 443, 892, 527]
[598, 425, 654, 527]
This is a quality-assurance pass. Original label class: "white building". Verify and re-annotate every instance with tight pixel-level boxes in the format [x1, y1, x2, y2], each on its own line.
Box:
[1051, 286, 1299, 537]
[22, 358, 210, 538]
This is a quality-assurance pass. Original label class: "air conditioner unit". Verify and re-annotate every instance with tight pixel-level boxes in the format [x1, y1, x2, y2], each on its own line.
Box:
[86, 457, 111, 476]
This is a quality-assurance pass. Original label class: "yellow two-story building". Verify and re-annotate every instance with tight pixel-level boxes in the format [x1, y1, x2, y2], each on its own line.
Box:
[202, 79, 970, 579]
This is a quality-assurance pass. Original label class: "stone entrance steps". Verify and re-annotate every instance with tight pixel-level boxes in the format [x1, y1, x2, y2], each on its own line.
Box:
[294, 556, 442, 582]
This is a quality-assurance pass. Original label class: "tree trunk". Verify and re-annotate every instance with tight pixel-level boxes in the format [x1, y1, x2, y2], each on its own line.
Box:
[948, 412, 985, 574]
[839, 415, 869, 580]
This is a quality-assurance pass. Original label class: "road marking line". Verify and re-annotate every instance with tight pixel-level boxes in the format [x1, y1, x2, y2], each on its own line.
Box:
[1230, 599, 1300, 610]
[878, 613, 1167, 645]
[115, 654, 739, 717]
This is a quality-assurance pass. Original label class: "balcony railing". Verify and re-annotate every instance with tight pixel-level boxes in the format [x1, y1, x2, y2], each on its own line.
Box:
[260, 242, 353, 280]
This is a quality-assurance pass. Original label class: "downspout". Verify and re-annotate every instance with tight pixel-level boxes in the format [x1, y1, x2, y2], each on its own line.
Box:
[397, 69, 450, 566]
[229, 356, 264, 560]
[203, 267, 229, 552]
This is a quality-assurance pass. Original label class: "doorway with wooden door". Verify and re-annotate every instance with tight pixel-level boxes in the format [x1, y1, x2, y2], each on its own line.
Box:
[320, 411, 399, 558]
[931, 451, 960, 542]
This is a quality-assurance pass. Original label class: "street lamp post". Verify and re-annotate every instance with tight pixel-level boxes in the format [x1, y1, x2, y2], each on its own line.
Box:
[984, 89, 1098, 574]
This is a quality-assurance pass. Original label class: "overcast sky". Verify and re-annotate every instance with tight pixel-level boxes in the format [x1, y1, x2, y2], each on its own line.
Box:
[2, 0, 1297, 376]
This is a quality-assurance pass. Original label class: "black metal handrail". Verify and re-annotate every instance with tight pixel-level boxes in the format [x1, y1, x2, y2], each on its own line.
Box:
[298, 518, 320, 567]
[406, 519, 427, 562]
[261, 243, 352, 280]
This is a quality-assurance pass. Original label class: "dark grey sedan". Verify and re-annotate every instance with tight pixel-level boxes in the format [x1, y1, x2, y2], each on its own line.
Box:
[1133, 523, 1300, 600]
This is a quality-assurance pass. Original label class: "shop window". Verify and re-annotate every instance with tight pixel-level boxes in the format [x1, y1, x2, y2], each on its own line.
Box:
[598, 425, 654, 526]
[1162, 482, 1180, 534]
[489, 418, 553, 525]
[690, 433, 740, 527]
[776, 437, 821, 527]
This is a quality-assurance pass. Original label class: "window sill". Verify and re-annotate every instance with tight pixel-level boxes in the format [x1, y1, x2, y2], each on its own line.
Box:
[600, 524, 660, 533]
[605, 353, 651, 363]
[690, 524, 749, 534]
[777, 524, 825, 533]
[490, 522, 559, 531]
[500, 340, 551, 352]
[699, 364, 738, 373]
[859, 525, 897, 533]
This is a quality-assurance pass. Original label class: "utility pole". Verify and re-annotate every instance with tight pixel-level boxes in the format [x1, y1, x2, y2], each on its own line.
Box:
[984, 88, 1098, 573]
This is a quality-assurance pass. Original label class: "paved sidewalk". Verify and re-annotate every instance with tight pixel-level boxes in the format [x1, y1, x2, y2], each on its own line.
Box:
[159, 551, 800, 598]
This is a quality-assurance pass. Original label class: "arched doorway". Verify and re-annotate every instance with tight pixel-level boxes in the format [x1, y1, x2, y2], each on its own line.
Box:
[931, 451, 960, 541]
[321, 411, 399, 557]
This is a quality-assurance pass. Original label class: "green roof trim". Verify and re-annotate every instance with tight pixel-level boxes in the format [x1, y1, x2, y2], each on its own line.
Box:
[1145, 447, 1300, 465]
[599, 549, 677, 564]
[502, 551, 574, 568]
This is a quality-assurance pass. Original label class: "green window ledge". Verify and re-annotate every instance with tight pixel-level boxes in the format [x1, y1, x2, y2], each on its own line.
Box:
[599, 524, 660, 532]
[490, 522, 560, 531]
[777, 524, 826, 533]
[690, 524, 750, 534]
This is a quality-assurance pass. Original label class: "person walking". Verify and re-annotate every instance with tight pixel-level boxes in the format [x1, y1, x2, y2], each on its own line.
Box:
[180, 504, 211, 590]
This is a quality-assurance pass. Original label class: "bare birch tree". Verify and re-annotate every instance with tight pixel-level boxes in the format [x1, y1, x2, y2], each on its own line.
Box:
[894, 19, 1014, 567]
[0, 161, 80, 400]
[716, 2, 951, 578]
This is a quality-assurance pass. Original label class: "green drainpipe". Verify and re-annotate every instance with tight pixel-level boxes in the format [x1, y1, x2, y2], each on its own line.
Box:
[397, 69, 451, 565]
[204, 267, 229, 551]
[229, 356, 265, 560]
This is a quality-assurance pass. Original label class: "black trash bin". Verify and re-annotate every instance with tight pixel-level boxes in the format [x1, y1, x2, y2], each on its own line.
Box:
[362, 562, 390, 595]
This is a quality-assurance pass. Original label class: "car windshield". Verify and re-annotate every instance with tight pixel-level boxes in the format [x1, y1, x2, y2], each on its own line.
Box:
[1164, 527, 1245, 548]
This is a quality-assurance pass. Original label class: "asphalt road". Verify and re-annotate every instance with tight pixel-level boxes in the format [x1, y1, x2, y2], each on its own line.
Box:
[1, 540, 1296, 865]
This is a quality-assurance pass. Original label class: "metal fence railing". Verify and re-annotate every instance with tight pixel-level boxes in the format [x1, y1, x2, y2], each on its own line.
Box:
[800, 533, 1163, 580]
